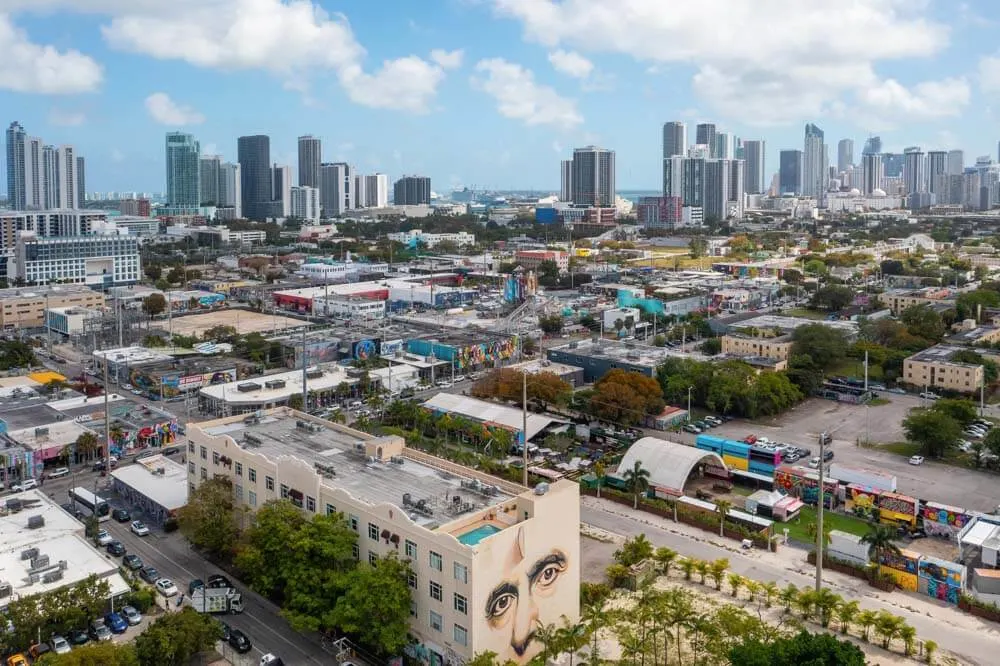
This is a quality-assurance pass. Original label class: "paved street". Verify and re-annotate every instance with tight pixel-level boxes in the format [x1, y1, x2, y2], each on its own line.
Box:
[581, 497, 1000, 666]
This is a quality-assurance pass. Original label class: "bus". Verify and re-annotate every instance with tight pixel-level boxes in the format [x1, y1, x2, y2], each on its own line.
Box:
[68, 487, 111, 522]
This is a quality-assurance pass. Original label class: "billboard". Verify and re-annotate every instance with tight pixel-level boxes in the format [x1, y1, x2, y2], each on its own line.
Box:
[381, 339, 404, 357]
[352, 338, 381, 361]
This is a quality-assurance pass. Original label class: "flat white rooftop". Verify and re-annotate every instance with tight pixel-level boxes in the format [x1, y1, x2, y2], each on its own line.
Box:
[199, 365, 358, 404]
[112, 455, 188, 511]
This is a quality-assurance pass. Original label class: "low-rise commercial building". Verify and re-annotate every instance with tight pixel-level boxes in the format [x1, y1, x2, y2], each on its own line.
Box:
[721, 333, 794, 362]
[197, 365, 359, 416]
[883, 287, 955, 315]
[111, 454, 188, 525]
[0, 284, 105, 331]
[903, 345, 984, 393]
[513, 250, 569, 273]
[44, 305, 103, 337]
[546, 338, 677, 382]
[314, 296, 386, 320]
[12, 232, 141, 287]
[387, 229, 476, 249]
[186, 408, 579, 665]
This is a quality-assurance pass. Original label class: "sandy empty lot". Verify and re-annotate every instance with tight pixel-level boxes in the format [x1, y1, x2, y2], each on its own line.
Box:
[166, 309, 306, 337]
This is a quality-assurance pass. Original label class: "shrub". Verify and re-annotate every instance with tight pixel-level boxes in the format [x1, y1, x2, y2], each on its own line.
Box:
[126, 586, 156, 612]
[163, 517, 179, 533]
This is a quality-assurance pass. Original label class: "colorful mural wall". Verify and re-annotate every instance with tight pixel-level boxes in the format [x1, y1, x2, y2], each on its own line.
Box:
[921, 502, 973, 539]
[773, 466, 838, 508]
[876, 491, 919, 528]
[879, 549, 920, 592]
[406, 337, 519, 370]
[503, 273, 537, 304]
[918, 556, 964, 604]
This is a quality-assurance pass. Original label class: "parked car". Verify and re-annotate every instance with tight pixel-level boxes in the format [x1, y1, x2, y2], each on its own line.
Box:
[260, 655, 285, 666]
[121, 606, 142, 626]
[693, 420, 709, 430]
[130, 520, 150, 536]
[189, 579, 205, 594]
[823, 449, 835, 462]
[919, 392, 939, 400]
[155, 578, 179, 597]
[48, 467, 70, 479]
[207, 574, 233, 589]
[909, 455, 925, 466]
[88, 619, 112, 642]
[139, 566, 160, 583]
[703, 416, 723, 426]
[67, 629, 89, 646]
[95, 530, 113, 546]
[217, 620, 232, 642]
[112, 508, 131, 522]
[104, 612, 128, 634]
[682, 424, 701, 434]
[229, 629, 253, 654]
[808, 457, 822, 469]
[105, 541, 126, 557]
[123, 554, 143, 571]
[49, 635, 71, 655]
[10, 479, 38, 492]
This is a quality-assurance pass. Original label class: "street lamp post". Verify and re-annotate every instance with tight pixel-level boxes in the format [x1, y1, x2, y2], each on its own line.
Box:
[687, 386, 693, 423]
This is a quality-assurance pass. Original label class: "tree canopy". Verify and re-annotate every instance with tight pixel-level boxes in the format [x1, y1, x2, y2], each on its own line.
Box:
[810, 285, 853, 311]
[133, 608, 221, 666]
[729, 630, 866, 666]
[590, 369, 665, 425]
[790, 324, 848, 372]
[141, 293, 167, 317]
[902, 407, 962, 458]
[176, 477, 241, 560]
[37, 641, 138, 666]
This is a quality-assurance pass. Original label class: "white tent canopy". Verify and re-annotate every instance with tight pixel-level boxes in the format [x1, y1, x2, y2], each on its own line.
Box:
[616, 436, 725, 494]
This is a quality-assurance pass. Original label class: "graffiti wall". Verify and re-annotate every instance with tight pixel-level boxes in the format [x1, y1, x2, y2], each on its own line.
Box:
[921, 502, 973, 539]
[406, 336, 519, 369]
[773, 467, 837, 508]
[381, 339, 404, 357]
[918, 556, 964, 604]
[879, 549, 920, 591]
[877, 491, 918, 527]
[845, 485, 878, 518]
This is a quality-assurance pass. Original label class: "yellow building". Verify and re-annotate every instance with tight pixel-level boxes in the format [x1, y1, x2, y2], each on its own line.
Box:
[0, 285, 105, 331]
[883, 288, 954, 315]
[186, 409, 580, 665]
[721, 333, 794, 362]
[903, 345, 984, 393]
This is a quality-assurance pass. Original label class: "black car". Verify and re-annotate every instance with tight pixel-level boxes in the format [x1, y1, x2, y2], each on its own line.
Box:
[123, 554, 143, 571]
[68, 628, 89, 646]
[207, 574, 232, 589]
[228, 629, 252, 654]
[189, 578, 205, 594]
[105, 541, 126, 557]
[139, 566, 160, 583]
[112, 508, 131, 523]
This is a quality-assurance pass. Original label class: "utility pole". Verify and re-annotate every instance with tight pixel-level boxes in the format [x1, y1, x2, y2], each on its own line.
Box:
[687, 386, 693, 423]
[863, 349, 868, 392]
[522, 368, 528, 487]
[300, 323, 307, 412]
[815, 431, 826, 593]
[103, 356, 112, 474]
[45, 294, 51, 356]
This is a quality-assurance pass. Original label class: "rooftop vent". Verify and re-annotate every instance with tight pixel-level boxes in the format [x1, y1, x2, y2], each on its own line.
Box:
[236, 382, 262, 393]
[27, 515, 44, 529]
[306, 369, 324, 380]
[34, 427, 49, 438]
[0, 582, 11, 598]
[20, 547, 38, 561]
[264, 379, 286, 389]
[243, 434, 262, 448]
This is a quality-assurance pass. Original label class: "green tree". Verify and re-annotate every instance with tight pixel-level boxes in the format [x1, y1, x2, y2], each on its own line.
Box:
[590, 369, 665, 426]
[902, 408, 962, 458]
[700, 337, 722, 355]
[900, 304, 945, 342]
[689, 237, 708, 258]
[287, 393, 304, 410]
[956, 288, 1000, 321]
[37, 641, 138, 666]
[539, 314, 564, 334]
[810, 285, 854, 311]
[535, 259, 561, 286]
[860, 522, 903, 565]
[615, 533, 654, 567]
[714, 499, 732, 536]
[176, 477, 241, 560]
[931, 398, 977, 427]
[141, 293, 167, 317]
[330, 554, 412, 657]
[623, 460, 651, 509]
[836, 599, 859, 634]
[728, 630, 866, 666]
[133, 607, 222, 666]
[790, 324, 848, 372]
[144, 264, 162, 282]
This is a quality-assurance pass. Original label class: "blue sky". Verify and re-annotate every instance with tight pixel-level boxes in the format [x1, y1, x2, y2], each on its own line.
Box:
[3, 0, 1000, 194]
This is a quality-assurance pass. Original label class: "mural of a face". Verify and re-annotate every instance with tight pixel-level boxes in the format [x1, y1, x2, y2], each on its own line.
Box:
[480, 526, 570, 662]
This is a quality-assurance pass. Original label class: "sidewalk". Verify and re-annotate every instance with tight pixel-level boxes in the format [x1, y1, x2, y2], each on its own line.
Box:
[582, 496, 1000, 666]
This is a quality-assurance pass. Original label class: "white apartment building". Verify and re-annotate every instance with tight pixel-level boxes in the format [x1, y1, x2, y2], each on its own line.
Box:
[13, 231, 141, 287]
[290, 186, 321, 223]
[386, 229, 476, 249]
[314, 295, 386, 320]
[186, 409, 580, 665]
[355, 173, 390, 208]
[0, 210, 112, 249]
[295, 261, 389, 283]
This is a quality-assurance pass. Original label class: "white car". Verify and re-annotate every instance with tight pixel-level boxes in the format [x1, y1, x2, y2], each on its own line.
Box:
[121, 605, 143, 626]
[130, 520, 150, 536]
[96, 529, 113, 546]
[155, 578, 178, 597]
[50, 634, 71, 654]
[909, 455, 925, 465]
[48, 467, 70, 479]
[919, 392, 939, 400]
[10, 478, 38, 492]
[807, 457, 821, 468]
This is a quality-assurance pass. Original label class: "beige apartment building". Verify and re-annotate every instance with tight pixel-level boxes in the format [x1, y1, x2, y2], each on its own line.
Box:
[186, 409, 580, 666]
[903, 345, 984, 393]
[720, 333, 794, 362]
[0, 285, 105, 330]
[883, 288, 954, 316]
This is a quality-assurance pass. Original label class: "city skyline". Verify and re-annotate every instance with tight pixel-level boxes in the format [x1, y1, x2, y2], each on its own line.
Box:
[0, 1, 999, 193]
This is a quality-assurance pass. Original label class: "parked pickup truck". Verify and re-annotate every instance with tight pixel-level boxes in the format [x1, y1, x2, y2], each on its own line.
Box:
[190, 587, 244, 614]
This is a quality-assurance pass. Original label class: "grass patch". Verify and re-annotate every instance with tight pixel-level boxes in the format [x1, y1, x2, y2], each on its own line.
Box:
[782, 307, 828, 320]
[868, 397, 891, 406]
[785, 505, 872, 543]
[881, 441, 921, 457]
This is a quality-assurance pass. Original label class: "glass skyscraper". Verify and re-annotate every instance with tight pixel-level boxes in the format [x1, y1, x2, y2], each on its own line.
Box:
[165, 132, 201, 208]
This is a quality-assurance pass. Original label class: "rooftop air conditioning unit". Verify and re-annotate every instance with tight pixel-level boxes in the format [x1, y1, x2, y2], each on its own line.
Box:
[42, 570, 63, 584]
[20, 547, 38, 561]
[237, 382, 262, 393]
[26, 515, 44, 529]
[0, 582, 11, 598]
[30, 554, 50, 569]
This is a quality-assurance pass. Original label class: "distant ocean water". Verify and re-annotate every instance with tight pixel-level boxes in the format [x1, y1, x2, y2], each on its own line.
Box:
[618, 190, 660, 203]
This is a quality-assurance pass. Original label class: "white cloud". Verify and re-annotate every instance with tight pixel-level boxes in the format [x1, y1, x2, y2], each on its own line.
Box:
[0, 15, 102, 94]
[979, 54, 1000, 93]
[472, 58, 582, 128]
[1, 0, 451, 112]
[858, 77, 970, 119]
[47, 108, 86, 126]
[548, 50, 592, 79]
[144, 92, 205, 125]
[430, 49, 463, 70]
[493, 0, 953, 124]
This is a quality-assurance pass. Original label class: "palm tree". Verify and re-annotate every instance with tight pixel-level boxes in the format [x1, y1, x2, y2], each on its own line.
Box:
[857, 609, 878, 642]
[728, 573, 744, 598]
[899, 624, 917, 657]
[875, 611, 902, 650]
[555, 617, 589, 666]
[779, 583, 798, 613]
[708, 559, 729, 591]
[761, 581, 779, 608]
[74, 431, 100, 461]
[661, 587, 694, 666]
[679, 557, 697, 581]
[795, 588, 816, 620]
[836, 599, 860, 635]
[860, 522, 902, 565]
[806, 518, 832, 548]
[925, 639, 938, 664]
[579, 600, 607, 666]
[623, 460, 651, 509]
[744, 580, 762, 605]
[593, 461, 606, 498]
[654, 547, 678, 577]
[714, 499, 732, 536]
[813, 588, 841, 628]
[694, 559, 709, 585]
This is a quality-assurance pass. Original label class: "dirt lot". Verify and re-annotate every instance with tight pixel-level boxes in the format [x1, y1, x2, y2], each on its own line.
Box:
[166, 309, 306, 338]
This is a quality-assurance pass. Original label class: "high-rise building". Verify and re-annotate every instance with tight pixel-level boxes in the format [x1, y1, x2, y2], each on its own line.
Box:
[741, 140, 765, 195]
[570, 146, 615, 207]
[704, 159, 731, 220]
[6, 122, 27, 210]
[75, 156, 85, 208]
[695, 123, 717, 156]
[948, 150, 965, 176]
[320, 163, 354, 215]
[662, 156, 684, 199]
[392, 175, 431, 206]
[802, 123, 825, 198]
[681, 157, 706, 207]
[837, 139, 854, 173]
[713, 133, 732, 160]
[290, 186, 320, 222]
[298, 135, 322, 188]
[662, 122, 686, 159]
[903, 147, 927, 195]
[927, 151, 947, 196]
[560, 160, 573, 201]
[165, 132, 201, 208]
[863, 136, 882, 155]
[882, 153, 904, 179]
[862, 153, 883, 194]
[237, 135, 271, 221]
[218, 162, 242, 218]
[355, 174, 389, 208]
[271, 164, 291, 217]
[199, 155, 222, 205]
[24, 136, 43, 209]
[778, 150, 803, 196]
[42, 145, 58, 209]
[729, 159, 745, 218]
[55, 146, 77, 210]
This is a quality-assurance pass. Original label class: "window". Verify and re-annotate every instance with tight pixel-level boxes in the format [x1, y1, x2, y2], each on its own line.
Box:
[280, 484, 289, 499]
[368, 523, 379, 540]
[306, 496, 316, 512]
[352, 543, 360, 560]
[235, 484, 243, 500]
[212, 452, 219, 465]
[453, 562, 468, 584]
[234, 462, 242, 477]
[453, 624, 467, 646]
[248, 468, 257, 483]
[429, 612, 442, 632]
[326, 504, 336, 516]
[453, 593, 467, 615]
[265, 476, 274, 491]
[429, 551, 442, 571]
[200, 467, 207, 480]
[349, 515, 359, 532]
[408, 572, 418, 589]
[429, 581, 442, 601]
[410, 600, 417, 617]
[248, 491, 257, 507]
[188, 442, 195, 453]
[200, 446, 207, 460]
[188, 461, 195, 474]
[369, 552, 378, 566]
[405, 540, 417, 559]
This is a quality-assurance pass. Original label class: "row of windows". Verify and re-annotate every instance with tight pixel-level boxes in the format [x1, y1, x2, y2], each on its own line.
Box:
[410, 575, 467, 613]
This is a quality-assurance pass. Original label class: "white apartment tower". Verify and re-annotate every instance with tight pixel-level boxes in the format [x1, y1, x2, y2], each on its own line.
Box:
[219, 162, 242, 218]
[290, 186, 320, 223]
[802, 123, 826, 198]
[55, 146, 77, 210]
[560, 160, 573, 201]
[272, 164, 292, 217]
[903, 147, 927, 195]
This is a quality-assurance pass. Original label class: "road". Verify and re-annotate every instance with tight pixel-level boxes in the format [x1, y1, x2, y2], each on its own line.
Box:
[580, 498, 1000, 666]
